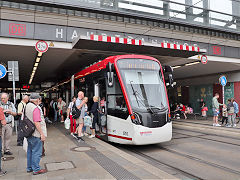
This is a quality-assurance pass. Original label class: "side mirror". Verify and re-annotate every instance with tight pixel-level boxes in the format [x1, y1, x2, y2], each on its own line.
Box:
[107, 62, 114, 87]
[163, 65, 174, 87]
[168, 74, 174, 87]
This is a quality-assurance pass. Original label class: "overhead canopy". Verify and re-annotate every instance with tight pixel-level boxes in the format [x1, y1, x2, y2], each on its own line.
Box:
[73, 34, 205, 58]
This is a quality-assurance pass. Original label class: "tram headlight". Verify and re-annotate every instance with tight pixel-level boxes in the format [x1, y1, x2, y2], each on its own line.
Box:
[131, 113, 142, 125]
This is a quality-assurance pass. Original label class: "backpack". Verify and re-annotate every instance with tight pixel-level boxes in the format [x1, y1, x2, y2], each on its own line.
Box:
[229, 106, 235, 114]
[72, 103, 81, 119]
[19, 104, 36, 138]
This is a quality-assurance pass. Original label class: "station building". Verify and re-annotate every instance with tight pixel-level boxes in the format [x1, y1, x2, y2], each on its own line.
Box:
[0, 0, 240, 116]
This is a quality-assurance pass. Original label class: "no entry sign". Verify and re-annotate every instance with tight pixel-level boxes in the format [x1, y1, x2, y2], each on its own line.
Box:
[35, 40, 48, 53]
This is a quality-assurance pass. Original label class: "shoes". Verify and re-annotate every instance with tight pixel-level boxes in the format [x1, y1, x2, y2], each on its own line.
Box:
[89, 135, 95, 138]
[81, 133, 84, 137]
[77, 137, 85, 142]
[27, 170, 33, 173]
[233, 124, 237, 127]
[213, 123, 216, 126]
[226, 124, 232, 127]
[73, 133, 78, 139]
[33, 169, 47, 175]
[41, 153, 46, 157]
[17, 143, 23, 146]
[0, 170, 7, 177]
[215, 124, 221, 127]
[84, 132, 88, 136]
[4, 151, 13, 155]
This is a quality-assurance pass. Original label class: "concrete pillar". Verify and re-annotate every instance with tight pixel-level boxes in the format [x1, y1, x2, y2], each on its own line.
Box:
[71, 75, 74, 98]
[66, 90, 69, 106]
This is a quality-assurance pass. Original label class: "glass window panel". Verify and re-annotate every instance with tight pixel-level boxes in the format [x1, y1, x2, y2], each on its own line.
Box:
[192, 0, 203, 8]
[194, 17, 204, 23]
[170, 12, 186, 19]
[210, 12, 232, 21]
[210, 0, 232, 15]
[169, 2, 185, 12]
[123, 0, 163, 8]
[119, 2, 164, 15]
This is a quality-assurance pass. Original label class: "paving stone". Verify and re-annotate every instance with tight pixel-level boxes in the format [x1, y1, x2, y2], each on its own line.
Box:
[46, 161, 75, 171]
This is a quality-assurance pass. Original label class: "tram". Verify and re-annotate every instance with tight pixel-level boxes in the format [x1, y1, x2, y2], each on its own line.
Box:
[74, 54, 173, 145]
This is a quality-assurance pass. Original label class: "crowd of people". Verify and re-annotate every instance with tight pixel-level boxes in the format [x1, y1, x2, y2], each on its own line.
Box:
[171, 93, 239, 128]
[0, 90, 106, 176]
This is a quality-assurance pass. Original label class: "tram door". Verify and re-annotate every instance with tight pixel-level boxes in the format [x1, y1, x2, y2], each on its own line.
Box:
[95, 78, 108, 141]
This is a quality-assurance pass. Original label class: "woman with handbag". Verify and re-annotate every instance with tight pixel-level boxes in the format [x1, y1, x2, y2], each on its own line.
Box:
[88, 96, 99, 138]
[67, 96, 77, 136]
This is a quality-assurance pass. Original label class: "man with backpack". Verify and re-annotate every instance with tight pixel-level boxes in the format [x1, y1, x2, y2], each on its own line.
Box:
[25, 93, 47, 175]
[16, 95, 29, 146]
[74, 91, 87, 142]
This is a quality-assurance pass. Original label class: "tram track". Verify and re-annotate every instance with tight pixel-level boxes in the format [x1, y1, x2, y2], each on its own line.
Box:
[173, 126, 240, 141]
[120, 144, 240, 180]
[121, 145, 204, 180]
[173, 131, 240, 147]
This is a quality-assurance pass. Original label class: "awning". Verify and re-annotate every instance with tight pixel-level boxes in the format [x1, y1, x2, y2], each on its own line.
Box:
[73, 34, 206, 58]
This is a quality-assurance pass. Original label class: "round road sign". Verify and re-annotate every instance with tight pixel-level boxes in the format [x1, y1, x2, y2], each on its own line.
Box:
[0, 64, 7, 79]
[219, 75, 227, 86]
[35, 40, 48, 53]
[201, 55, 208, 64]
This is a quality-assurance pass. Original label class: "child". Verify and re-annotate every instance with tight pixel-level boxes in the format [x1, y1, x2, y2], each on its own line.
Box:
[222, 104, 228, 125]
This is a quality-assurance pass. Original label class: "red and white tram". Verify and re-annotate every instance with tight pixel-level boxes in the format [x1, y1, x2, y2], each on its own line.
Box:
[74, 54, 173, 145]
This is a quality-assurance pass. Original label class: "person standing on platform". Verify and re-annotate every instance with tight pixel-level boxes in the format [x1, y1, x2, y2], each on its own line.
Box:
[25, 93, 47, 175]
[88, 96, 99, 138]
[226, 99, 235, 128]
[67, 96, 77, 136]
[0, 107, 7, 176]
[57, 98, 66, 123]
[221, 104, 228, 125]
[17, 95, 29, 146]
[233, 98, 239, 127]
[0, 93, 17, 156]
[212, 93, 223, 127]
[75, 91, 87, 142]
[52, 98, 58, 122]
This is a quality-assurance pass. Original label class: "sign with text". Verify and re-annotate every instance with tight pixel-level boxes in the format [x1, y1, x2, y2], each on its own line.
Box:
[8, 61, 19, 82]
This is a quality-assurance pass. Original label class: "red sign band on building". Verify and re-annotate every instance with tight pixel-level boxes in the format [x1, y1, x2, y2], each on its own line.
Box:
[160, 42, 200, 52]
[88, 34, 200, 52]
[90, 34, 142, 45]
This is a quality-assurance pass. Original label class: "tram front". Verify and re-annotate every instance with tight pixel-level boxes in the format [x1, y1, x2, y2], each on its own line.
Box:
[116, 57, 172, 145]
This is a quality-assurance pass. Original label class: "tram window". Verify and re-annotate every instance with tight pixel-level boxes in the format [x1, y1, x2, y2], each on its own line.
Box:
[107, 77, 129, 120]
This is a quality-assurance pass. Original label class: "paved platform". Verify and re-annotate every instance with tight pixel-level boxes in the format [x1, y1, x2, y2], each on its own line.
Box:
[1, 124, 177, 180]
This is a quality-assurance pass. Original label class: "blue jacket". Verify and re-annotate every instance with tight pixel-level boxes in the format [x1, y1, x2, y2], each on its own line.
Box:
[233, 101, 239, 114]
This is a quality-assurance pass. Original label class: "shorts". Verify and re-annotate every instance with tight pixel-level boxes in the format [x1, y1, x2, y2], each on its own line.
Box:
[76, 118, 83, 124]
[213, 108, 219, 116]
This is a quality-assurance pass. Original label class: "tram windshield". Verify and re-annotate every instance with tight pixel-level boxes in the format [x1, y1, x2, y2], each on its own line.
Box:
[117, 59, 168, 112]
